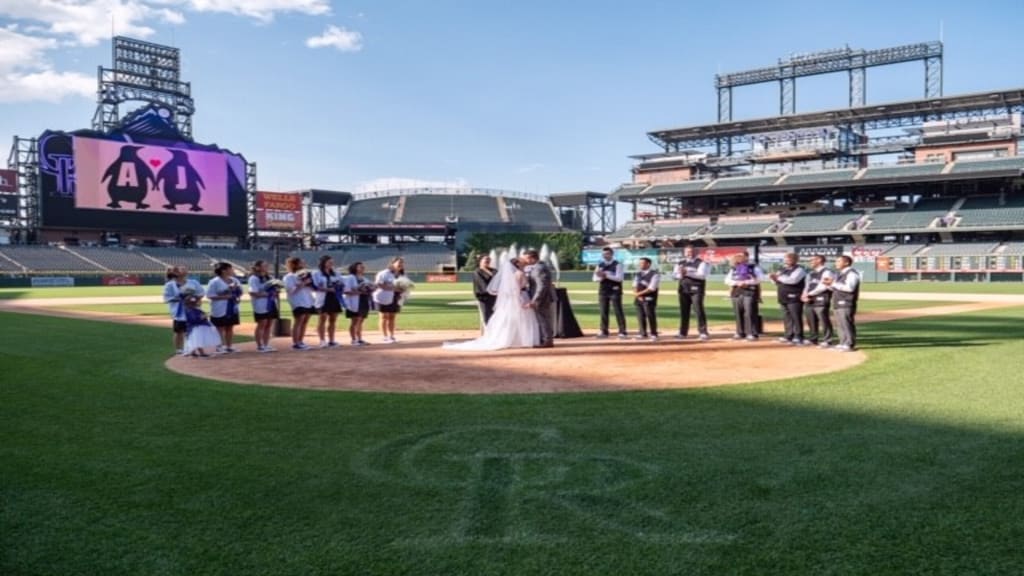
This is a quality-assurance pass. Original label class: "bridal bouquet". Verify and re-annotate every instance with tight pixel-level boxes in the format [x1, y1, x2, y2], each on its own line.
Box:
[394, 277, 416, 305]
[263, 278, 285, 289]
[357, 278, 376, 295]
[297, 269, 314, 285]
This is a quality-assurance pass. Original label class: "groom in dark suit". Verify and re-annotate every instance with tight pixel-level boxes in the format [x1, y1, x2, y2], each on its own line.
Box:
[523, 249, 555, 348]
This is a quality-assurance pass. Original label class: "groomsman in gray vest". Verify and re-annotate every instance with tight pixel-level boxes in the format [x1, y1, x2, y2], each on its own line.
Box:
[632, 257, 660, 342]
[770, 252, 807, 345]
[592, 247, 628, 339]
[801, 254, 835, 348]
[673, 245, 710, 341]
[822, 255, 860, 352]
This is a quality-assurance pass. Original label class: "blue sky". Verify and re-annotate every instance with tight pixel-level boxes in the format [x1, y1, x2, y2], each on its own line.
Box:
[1, 0, 1021, 195]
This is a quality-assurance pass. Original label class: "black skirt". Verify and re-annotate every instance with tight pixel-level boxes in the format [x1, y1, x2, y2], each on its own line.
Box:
[378, 302, 401, 314]
[346, 295, 371, 319]
[211, 314, 240, 327]
[321, 292, 343, 314]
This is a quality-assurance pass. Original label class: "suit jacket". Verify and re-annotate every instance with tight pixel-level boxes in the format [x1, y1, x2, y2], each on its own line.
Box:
[473, 267, 497, 300]
[528, 261, 556, 305]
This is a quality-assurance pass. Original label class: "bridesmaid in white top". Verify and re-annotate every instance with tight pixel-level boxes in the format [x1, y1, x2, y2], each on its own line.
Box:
[312, 254, 344, 348]
[207, 262, 242, 353]
[373, 257, 405, 344]
[283, 256, 316, 350]
[162, 265, 204, 356]
[247, 259, 280, 353]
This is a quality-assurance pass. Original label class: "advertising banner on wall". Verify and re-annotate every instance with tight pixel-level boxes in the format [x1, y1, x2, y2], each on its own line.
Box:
[255, 192, 303, 232]
[0, 169, 17, 193]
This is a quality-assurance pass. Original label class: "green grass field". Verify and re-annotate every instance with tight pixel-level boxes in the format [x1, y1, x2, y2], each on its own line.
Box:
[3, 284, 1024, 575]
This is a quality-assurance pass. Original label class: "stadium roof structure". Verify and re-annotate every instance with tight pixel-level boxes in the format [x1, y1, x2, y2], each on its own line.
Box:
[353, 187, 551, 205]
[610, 155, 1024, 202]
[647, 88, 1024, 150]
[548, 191, 608, 207]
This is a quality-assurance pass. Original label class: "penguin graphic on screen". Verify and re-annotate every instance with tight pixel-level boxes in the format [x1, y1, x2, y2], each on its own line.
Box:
[156, 149, 206, 212]
[101, 145, 155, 209]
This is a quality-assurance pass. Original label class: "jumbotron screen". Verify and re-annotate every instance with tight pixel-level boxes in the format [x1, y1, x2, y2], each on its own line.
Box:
[39, 131, 248, 235]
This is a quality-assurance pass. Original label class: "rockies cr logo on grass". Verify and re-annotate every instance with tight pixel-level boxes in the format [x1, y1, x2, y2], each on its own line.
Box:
[354, 426, 733, 545]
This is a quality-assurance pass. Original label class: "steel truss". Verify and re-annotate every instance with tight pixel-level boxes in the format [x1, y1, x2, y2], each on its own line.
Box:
[92, 37, 195, 139]
[650, 88, 1024, 151]
[5, 137, 40, 240]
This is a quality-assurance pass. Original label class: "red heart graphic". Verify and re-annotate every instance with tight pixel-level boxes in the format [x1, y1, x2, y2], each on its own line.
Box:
[149, 159, 162, 167]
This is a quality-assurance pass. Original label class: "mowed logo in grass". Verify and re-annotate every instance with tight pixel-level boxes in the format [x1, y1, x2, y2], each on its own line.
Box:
[354, 426, 735, 545]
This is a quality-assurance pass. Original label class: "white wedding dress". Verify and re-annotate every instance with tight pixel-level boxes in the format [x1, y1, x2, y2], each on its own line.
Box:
[443, 256, 539, 351]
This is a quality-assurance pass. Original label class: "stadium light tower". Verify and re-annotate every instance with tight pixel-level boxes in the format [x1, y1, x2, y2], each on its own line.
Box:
[713, 41, 943, 155]
[92, 37, 196, 139]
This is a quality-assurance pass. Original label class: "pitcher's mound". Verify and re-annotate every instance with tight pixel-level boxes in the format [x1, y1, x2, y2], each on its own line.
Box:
[166, 330, 865, 394]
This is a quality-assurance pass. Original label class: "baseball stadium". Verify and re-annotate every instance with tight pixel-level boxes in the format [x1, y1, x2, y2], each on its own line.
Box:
[2, 30, 1023, 576]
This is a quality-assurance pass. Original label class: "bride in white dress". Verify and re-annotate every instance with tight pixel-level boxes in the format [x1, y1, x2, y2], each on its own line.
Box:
[443, 253, 539, 351]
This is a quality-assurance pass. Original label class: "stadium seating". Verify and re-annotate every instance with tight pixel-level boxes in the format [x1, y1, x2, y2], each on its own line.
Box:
[0, 255, 25, 273]
[949, 156, 1024, 174]
[709, 218, 777, 236]
[139, 247, 218, 273]
[780, 169, 857, 186]
[402, 195, 501, 224]
[998, 243, 1024, 255]
[611, 183, 648, 197]
[0, 246, 101, 273]
[864, 210, 945, 231]
[956, 194, 1024, 228]
[884, 244, 926, 257]
[708, 175, 780, 191]
[912, 197, 956, 211]
[201, 249, 277, 269]
[70, 247, 163, 272]
[641, 181, 710, 196]
[783, 213, 859, 234]
[920, 243, 1000, 256]
[505, 199, 560, 228]
[859, 163, 945, 180]
[650, 220, 708, 237]
[340, 198, 396, 225]
[606, 220, 652, 240]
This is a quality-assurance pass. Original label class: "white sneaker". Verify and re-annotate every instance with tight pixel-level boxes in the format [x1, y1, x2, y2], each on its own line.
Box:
[819, 342, 832, 349]
[650, 335, 659, 342]
[832, 345, 851, 352]
[176, 349, 186, 356]
[777, 337, 791, 344]
[699, 334, 710, 342]
[263, 345, 276, 352]
[617, 333, 629, 340]
[746, 335, 758, 342]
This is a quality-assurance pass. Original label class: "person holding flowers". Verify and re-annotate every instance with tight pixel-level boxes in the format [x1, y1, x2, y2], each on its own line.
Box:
[313, 254, 344, 348]
[248, 259, 282, 353]
[207, 261, 242, 353]
[162, 265, 205, 356]
[342, 261, 375, 346]
[373, 257, 412, 344]
[284, 256, 316, 350]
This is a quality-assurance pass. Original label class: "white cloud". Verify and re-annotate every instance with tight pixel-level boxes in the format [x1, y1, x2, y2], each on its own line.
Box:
[0, 0, 358, 103]
[0, 1, 183, 47]
[354, 178, 472, 194]
[187, 0, 330, 22]
[306, 25, 363, 52]
[0, 27, 93, 103]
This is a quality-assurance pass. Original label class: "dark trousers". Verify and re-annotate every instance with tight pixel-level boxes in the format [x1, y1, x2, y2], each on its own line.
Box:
[805, 305, 833, 344]
[678, 287, 708, 336]
[834, 306, 857, 349]
[476, 296, 496, 330]
[598, 290, 627, 335]
[535, 301, 554, 345]
[731, 295, 758, 338]
[781, 301, 805, 341]
[635, 300, 658, 337]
